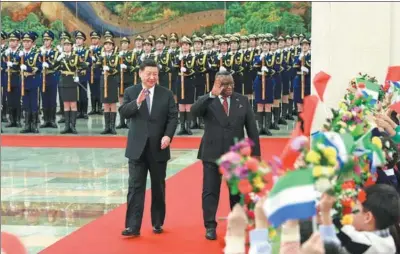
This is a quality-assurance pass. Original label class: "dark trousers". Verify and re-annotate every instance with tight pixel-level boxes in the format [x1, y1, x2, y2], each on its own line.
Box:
[125, 141, 167, 232]
[22, 88, 39, 112]
[41, 85, 58, 109]
[202, 161, 240, 229]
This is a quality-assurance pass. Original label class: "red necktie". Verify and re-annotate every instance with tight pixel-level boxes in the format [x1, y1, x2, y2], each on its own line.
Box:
[222, 97, 229, 115]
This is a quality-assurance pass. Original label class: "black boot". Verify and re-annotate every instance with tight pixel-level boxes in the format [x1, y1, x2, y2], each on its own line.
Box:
[286, 100, 295, 120]
[264, 112, 273, 136]
[278, 104, 287, 125]
[57, 102, 64, 115]
[109, 112, 117, 135]
[49, 107, 58, 128]
[82, 101, 88, 119]
[31, 112, 39, 133]
[270, 108, 280, 130]
[16, 108, 22, 127]
[293, 103, 298, 116]
[60, 111, 71, 134]
[5, 108, 15, 127]
[88, 97, 96, 115]
[177, 112, 187, 135]
[186, 111, 193, 135]
[96, 100, 103, 115]
[20, 111, 31, 133]
[40, 108, 50, 128]
[257, 112, 266, 135]
[116, 113, 128, 129]
[1, 104, 8, 122]
[101, 112, 111, 134]
[70, 111, 78, 134]
[76, 102, 84, 119]
[58, 106, 66, 123]
[190, 117, 199, 129]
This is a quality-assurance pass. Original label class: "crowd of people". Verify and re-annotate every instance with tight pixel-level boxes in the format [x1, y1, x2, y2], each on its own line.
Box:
[0, 30, 311, 135]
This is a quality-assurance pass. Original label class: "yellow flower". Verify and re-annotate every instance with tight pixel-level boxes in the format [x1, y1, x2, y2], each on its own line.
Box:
[253, 176, 265, 190]
[322, 147, 337, 160]
[339, 102, 348, 111]
[341, 214, 353, 225]
[269, 228, 277, 239]
[313, 166, 323, 177]
[328, 158, 337, 166]
[339, 129, 346, 134]
[306, 150, 321, 164]
[371, 137, 382, 149]
[326, 166, 335, 176]
[338, 121, 348, 128]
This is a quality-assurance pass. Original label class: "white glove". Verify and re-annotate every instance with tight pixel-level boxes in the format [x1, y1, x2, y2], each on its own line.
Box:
[74, 76, 80, 83]
[204, 50, 208, 55]
[158, 64, 163, 69]
[218, 53, 222, 60]
[301, 66, 309, 73]
[91, 56, 96, 62]
[40, 47, 46, 55]
[5, 48, 10, 56]
[42, 62, 49, 69]
[180, 67, 187, 73]
[103, 66, 110, 71]
[7, 62, 13, 68]
[118, 51, 124, 57]
[20, 64, 27, 71]
[219, 66, 227, 72]
[261, 66, 268, 73]
[168, 48, 172, 54]
[19, 51, 24, 57]
[154, 51, 159, 56]
[120, 64, 127, 70]
[260, 53, 265, 59]
[101, 52, 105, 57]
[299, 52, 304, 58]
[133, 48, 137, 53]
[57, 45, 63, 53]
[72, 44, 76, 49]
[140, 54, 145, 61]
[178, 54, 183, 60]
[57, 53, 65, 61]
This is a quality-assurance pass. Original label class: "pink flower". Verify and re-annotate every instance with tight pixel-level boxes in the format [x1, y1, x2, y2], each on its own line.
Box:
[220, 151, 242, 164]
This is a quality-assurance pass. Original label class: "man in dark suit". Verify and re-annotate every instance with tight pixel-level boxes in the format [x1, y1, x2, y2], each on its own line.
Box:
[191, 71, 261, 240]
[119, 59, 178, 237]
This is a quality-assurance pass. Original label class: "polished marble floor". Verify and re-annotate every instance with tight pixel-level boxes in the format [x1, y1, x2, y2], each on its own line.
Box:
[1, 111, 296, 137]
[1, 147, 199, 254]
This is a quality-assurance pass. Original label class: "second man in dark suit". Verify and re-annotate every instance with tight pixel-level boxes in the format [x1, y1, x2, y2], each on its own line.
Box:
[191, 71, 261, 240]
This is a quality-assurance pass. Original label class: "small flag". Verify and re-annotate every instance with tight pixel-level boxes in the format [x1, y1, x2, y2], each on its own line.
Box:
[300, 95, 319, 136]
[313, 71, 331, 102]
[385, 66, 400, 85]
[263, 168, 316, 228]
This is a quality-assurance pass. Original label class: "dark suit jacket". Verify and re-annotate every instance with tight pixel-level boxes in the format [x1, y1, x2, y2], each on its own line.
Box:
[119, 84, 178, 161]
[191, 92, 261, 163]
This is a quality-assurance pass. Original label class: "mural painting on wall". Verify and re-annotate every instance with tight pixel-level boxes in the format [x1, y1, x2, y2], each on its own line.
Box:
[1, 1, 311, 45]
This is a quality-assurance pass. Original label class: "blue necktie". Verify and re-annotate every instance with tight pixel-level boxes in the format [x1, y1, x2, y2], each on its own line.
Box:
[145, 90, 151, 114]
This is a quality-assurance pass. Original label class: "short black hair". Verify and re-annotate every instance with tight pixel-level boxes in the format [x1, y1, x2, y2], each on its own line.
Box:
[363, 184, 400, 229]
[139, 59, 159, 71]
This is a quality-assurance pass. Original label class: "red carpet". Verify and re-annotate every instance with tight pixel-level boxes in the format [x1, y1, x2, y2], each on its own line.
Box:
[34, 136, 286, 254]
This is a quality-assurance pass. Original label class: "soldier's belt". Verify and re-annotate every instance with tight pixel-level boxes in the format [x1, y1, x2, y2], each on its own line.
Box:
[178, 73, 194, 77]
[61, 71, 76, 76]
[23, 72, 36, 77]
[79, 70, 87, 76]
[9, 70, 19, 73]
[45, 70, 55, 75]
[297, 72, 303, 75]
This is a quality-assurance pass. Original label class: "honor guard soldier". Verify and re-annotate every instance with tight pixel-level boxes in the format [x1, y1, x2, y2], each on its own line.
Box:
[1, 31, 8, 123]
[154, 37, 172, 90]
[174, 36, 195, 135]
[228, 36, 245, 95]
[283, 35, 295, 120]
[56, 31, 72, 119]
[253, 38, 275, 136]
[132, 35, 144, 85]
[39, 30, 59, 128]
[117, 36, 136, 129]
[139, 39, 155, 64]
[203, 35, 216, 92]
[213, 35, 222, 51]
[98, 38, 120, 135]
[88, 31, 103, 115]
[159, 34, 168, 50]
[3, 30, 22, 128]
[269, 37, 286, 130]
[53, 38, 87, 134]
[192, 36, 208, 129]
[210, 38, 235, 80]
[148, 35, 156, 52]
[19, 31, 42, 134]
[167, 35, 180, 99]
[103, 30, 119, 54]
[241, 35, 257, 105]
[293, 38, 311, 118]
[290, 34, 301, 116]
[73, 30, 91, 119]
[278, 35, 293, 122]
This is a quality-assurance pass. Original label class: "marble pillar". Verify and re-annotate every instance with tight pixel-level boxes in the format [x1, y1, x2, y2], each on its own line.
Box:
[311, 2, 400, 133]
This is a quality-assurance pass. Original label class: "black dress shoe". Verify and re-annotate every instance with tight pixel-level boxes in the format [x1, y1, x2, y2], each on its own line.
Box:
[121, 228, 140, 237]
[153, 226, 163, 234]
[205, 228, 217, 240]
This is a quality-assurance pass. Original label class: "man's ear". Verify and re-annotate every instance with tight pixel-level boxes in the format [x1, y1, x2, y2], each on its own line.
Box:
[364, 210, 375, 226]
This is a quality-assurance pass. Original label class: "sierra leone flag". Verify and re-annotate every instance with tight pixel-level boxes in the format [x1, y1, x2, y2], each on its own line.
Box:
[357, 80, 380, 104]
[263, 168, 316, 228]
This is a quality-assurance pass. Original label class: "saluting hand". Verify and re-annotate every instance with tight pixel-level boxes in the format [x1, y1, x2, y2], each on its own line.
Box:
[211, 78, 224, 97]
